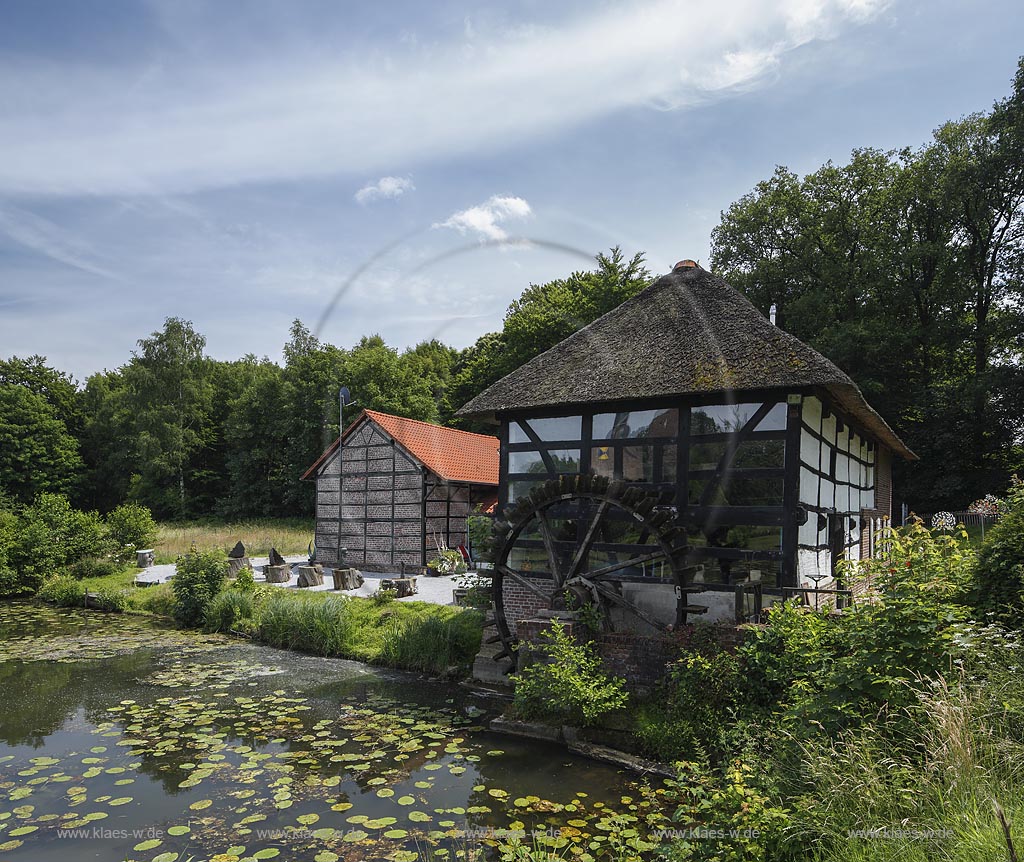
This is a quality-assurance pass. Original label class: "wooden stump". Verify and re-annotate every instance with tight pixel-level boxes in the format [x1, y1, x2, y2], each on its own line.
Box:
[381, 577, 418, 598]
[297, 565, 324, 588]
[227, 557, 252, 578]
[264, 564, 291, 584]
[332, 568, 364, 591]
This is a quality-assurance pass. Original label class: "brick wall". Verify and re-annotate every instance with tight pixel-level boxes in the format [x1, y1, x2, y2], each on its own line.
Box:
[501, 576, 551, 637]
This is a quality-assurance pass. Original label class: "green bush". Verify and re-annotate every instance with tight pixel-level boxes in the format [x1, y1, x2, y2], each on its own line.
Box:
[132, 583, 176, 617]
[514, 622, 628, 727]
[204, 589, 257, 633]
[68, 556, 121, 580]
[105, 502, 157, 563]
[372, 586, 397, 605]
[37, 574, 84, 607]
[971, 481, 1024, 626]
[466, 511, 495, 562]
[667, 760, 790, 862]
[90, 587, 130, 612]
[172, 550, 227, 627]
[636, 634, 744, 763]
[427, 549, 467, 575]
[2, 493, 109, 596]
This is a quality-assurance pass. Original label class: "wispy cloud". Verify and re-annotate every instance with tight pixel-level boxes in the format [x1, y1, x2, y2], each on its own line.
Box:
[0, 204, 120, 280]
[435, 195, 532, 241]
[0, 0, 890, 197]
[354, 176, 415, 205]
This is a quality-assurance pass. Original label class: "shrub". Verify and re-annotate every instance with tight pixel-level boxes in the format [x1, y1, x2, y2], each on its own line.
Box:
[466, 511, 495, 562]
[971, 481, 1024, 627]
[37, 574, 84, 607]
[636, 635, 744, 763]
[132, 583, 176, 617]
[172, 550, 227, 627]
[90, 587, 130, 612]
[372, 586, 397, 605]
[68, 556, 121, 580]
[105, 502, 157, 563]
[667, 759, 790, 862]
[513, 621, 628, 727]
[427, 548, 468, 575]
[204, 589, 257, 633]
[2, 493, 109, 596]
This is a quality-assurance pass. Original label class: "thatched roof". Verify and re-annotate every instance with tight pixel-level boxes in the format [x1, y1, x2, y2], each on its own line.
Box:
[457, 264, 915, 459]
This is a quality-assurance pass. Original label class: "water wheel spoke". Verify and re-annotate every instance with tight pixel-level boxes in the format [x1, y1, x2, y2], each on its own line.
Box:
[578, 577, 670, 633]
[567, 499, 610, 579]
[581, 549, 671, 581]
[535, 509, 565, 591]
[496, 564, 550, 600]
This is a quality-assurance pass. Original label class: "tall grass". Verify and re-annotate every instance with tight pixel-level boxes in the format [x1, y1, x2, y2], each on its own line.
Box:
[154, 519, 314, 562]
[248, 590, 483, 674]
[782, 671, 1024, 862]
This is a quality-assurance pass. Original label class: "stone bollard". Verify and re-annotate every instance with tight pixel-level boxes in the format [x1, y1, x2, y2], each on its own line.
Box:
[297, 565, 324, 588]
[136, 549, 155, 568]
[264, 564, 291, 584]
[331, 567, 364, 591]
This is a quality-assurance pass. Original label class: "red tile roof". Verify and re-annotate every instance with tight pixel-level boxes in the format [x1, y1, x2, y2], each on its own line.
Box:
[301, 409, 499, 485]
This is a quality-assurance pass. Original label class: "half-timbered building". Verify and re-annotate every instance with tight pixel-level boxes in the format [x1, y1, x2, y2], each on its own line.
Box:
[303, 410, 498, 572]
[457, 260, 915, 626]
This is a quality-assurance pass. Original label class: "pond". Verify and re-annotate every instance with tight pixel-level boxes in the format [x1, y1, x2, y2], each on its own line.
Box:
[0, 604, 675, 861]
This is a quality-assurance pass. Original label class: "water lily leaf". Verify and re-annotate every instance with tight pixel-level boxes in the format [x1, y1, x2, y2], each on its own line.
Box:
[296, 813, 319, 825]
[253, 850, 280, 859]
[396, 795, 415, 806]
[408, 811, 431, 823]
[134, 839, 162, 851]
[167, 825, 190, 836]
[9, 825, 38, 836]
[152, 853, 179, 862]
[108, 797, 133, 806]
[189, 799, 213, 810]
[0, 841, 24, 852]
[383, 828, 409, 839]
[314, 853, 339, 862]
[342, 830, 368, 842]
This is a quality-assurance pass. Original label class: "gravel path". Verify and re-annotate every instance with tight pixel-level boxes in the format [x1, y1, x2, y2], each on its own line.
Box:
[135, 557, 462, 606]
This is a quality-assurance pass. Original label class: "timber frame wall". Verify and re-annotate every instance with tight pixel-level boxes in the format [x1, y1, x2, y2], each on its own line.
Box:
[497, 387, 896, 592]
[313, 416, 493, 572]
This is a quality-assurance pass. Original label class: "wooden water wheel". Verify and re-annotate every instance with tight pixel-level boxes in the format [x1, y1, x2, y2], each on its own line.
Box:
[481, 474, 706, 675]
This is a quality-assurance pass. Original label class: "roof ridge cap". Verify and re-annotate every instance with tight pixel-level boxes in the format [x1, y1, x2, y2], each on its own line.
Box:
[366, 409, 498, 441]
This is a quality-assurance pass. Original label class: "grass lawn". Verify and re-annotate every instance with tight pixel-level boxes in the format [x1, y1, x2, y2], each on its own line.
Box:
[153, 519, 315, 563]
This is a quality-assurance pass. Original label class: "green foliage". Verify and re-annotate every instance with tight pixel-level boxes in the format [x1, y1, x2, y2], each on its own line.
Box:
[37, 575, 84, 607]
[970, 481, 1024, 625]
[105, 502, 157, 561]
[89, 586, 131, 612]
[455, 571, 493, 610]
[204, 588, 258, 633]
[68, 557, 121, 580]
[740, 520, 974, 731]
[171, 549, 227, 627]
[372, 586, 397, 605]
[466, 511, 494, 562]
[667, 760, 790, 862]
[636, 633, 744, 763]
[513, 622, 628, 727]
[427, 548, 467, 575]
[380, 612, 483, 673]
[0, 383, 83, 502]
[2, 493, 109, 596]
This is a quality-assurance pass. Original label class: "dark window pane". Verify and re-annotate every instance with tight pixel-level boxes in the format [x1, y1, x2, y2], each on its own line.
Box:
[508, 449, 581, 475]
[510, 416, 582, 443]
[690, 402, 786, 434]
[593, 408, 678, 440]
[508, 480, 543, 503]
[690, 476, 783, 506]
[662, 445, 678, 482]
[622, 445, 655, 482]
[689, 439, 784, 472]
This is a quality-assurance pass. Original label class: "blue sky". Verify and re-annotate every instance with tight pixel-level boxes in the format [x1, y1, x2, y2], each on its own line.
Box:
[1, 0, 1021, 379]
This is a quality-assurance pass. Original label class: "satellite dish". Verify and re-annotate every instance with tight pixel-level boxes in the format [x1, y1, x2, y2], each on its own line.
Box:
[340, 386, 353, 406]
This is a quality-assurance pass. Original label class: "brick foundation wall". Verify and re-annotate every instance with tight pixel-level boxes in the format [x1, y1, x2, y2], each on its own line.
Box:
[501, 577, 551, 637]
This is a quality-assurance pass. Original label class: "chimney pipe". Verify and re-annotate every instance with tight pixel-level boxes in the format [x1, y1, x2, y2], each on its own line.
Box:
[769, 303, 777, 325]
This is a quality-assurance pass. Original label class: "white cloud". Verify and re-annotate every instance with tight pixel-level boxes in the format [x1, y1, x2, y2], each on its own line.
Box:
[435, 195, 532, 241]
[0, 204, 120, 280]
[354, 176, 415, 204]
[0, 0, 890, 198]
